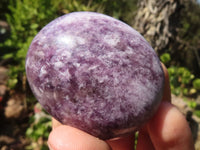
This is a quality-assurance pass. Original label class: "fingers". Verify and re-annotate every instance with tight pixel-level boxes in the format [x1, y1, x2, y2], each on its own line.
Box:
[136, 127, 155, 150]
[137, 64, 194, 150]
[51, 118, 135, 150]
[106, 134, 135, 150]
[147, 101, 194, 150]
[48, 125, 111, 150]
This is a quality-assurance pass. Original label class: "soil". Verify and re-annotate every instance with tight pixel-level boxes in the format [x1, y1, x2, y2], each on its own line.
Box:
[0, 67, 31, 149]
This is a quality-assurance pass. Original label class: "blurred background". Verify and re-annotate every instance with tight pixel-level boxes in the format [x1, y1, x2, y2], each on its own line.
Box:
[0, 0, 200, 149]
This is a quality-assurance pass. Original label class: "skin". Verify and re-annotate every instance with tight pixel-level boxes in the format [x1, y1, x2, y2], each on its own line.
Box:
[48, 64, 195, 150]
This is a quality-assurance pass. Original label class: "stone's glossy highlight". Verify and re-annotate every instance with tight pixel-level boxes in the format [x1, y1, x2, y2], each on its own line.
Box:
[26, 12, 165, 140]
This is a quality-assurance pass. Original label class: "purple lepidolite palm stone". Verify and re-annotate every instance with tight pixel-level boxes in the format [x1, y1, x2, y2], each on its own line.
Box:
[26, 12, 164, 139]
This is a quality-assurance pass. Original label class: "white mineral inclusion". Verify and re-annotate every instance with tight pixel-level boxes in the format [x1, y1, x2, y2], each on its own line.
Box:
[39, 66, 47, 77]
[54, 61, 65, 69]
[103, 33, 120, 46]
[57, 35, 86, 49]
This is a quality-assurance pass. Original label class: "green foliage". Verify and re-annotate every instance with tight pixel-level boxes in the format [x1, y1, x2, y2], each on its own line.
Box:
[7, 65, 24, 89]
[160, 52, 196, 96]
[167, 66, 196, 96]
[193, 78, 200, 90]
[160, 53, 171, 65]
[0, 0, 10, 20]
[1, 0, 61, 89]
[25, 103, 51, 149]
[160, 51, 200, 96]
[134, 131, 139, 149]
[158, 1, 200, 99]
[194, 110, 200, 118]
[26, 117, 51, 142]
[1, 0, 86, 89]
[174, 1, 200, 76]
[187, 100, 197, 109]
[184, 99, 200, 118]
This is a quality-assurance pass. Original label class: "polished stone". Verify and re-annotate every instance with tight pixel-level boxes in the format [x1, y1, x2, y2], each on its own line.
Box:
[26, 12, 165, 139]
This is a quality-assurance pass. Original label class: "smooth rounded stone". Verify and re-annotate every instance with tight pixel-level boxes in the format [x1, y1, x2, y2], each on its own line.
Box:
[26, 12, 165, 140]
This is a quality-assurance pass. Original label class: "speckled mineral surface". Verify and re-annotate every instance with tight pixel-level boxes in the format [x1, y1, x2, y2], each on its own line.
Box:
[26, 12, 165, 139]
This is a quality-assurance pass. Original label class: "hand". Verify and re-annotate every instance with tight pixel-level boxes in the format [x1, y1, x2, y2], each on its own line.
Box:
[48, 64, 194, 150]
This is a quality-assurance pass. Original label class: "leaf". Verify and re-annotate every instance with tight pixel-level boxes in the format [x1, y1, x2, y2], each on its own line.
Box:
[194, 110, 200, 118]
[8, 78, 18, 89]
[3, 53, 14, 59]
[160, 53, 171, 64]
[30, 23, 39, 29]
[193, 78, 200, 90]
[187, 101, 197, 109]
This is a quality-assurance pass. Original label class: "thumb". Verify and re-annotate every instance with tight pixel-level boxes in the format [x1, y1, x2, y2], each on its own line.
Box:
[48, 125, 111, 150]
[147, 102, 194, 150]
